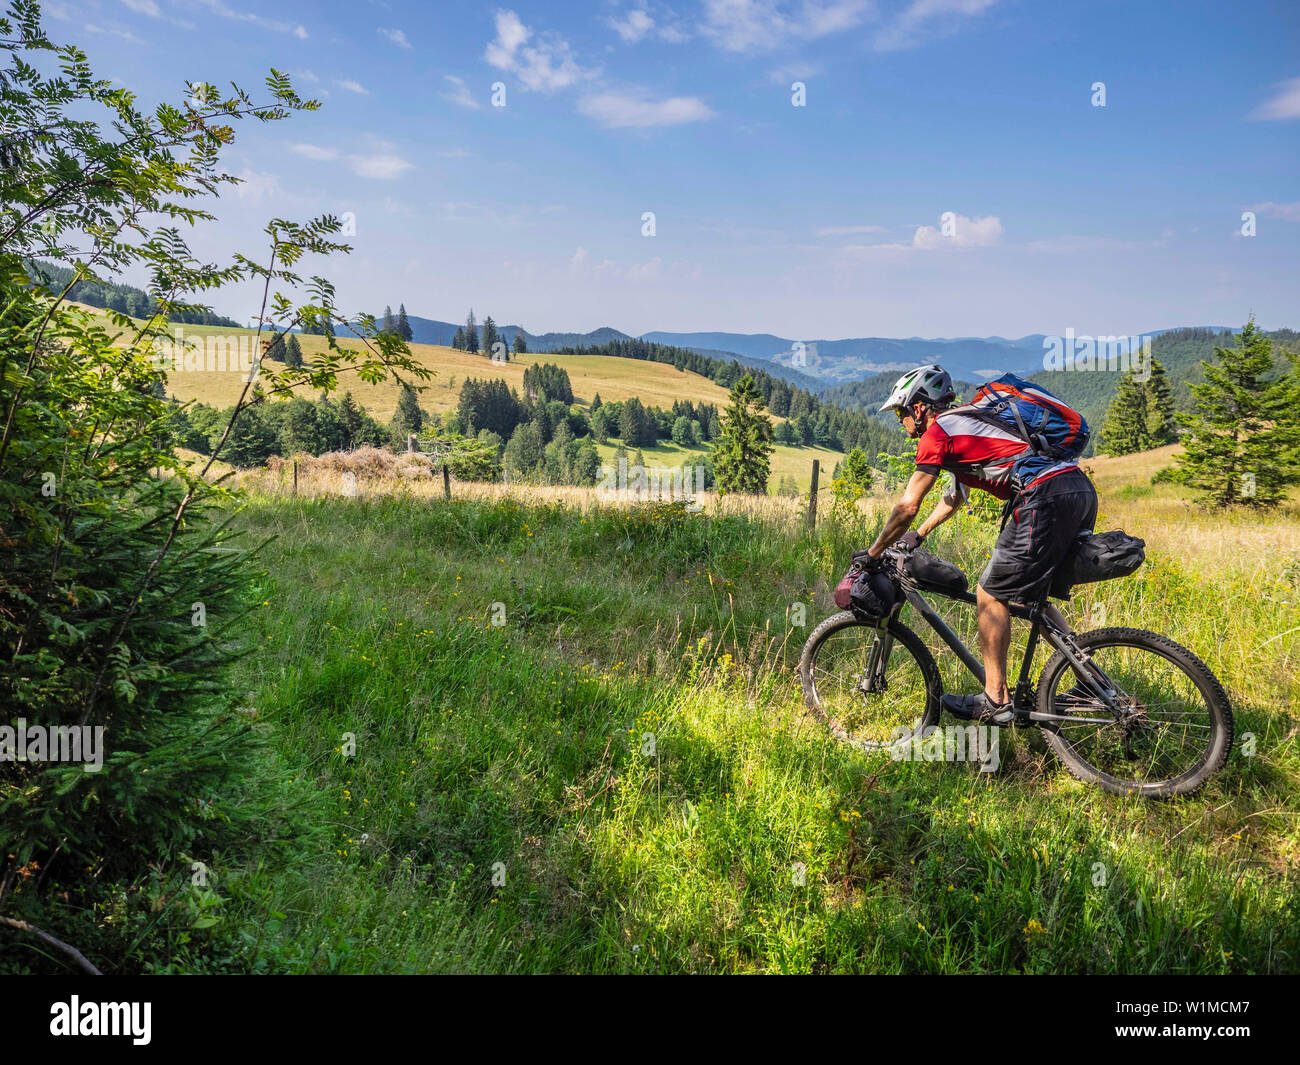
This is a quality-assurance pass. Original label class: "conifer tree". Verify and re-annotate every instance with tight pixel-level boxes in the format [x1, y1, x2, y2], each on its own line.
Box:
[338, 391, 363, 449]
[391, 384, 424, 441]
[397, 303, 413, 342]
[482, 316, 499, 358]
[1143, 357, 1177, 447]
[1171, 318, 1300, 507]
[712, 374, 774, 495]
[1100, 369, 1148, 455]
[465, 309, 479, 354]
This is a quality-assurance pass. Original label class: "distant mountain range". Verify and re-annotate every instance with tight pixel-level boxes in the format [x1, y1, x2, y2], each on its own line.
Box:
[354, 313, 1274, 410]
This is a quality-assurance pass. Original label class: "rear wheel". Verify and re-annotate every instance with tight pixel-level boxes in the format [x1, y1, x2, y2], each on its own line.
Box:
[799, 612, 942, 750]
[1037, 627, 1233, 797]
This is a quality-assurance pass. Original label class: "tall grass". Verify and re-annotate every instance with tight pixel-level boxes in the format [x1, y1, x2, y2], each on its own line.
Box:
[24, 479, 1288, 975]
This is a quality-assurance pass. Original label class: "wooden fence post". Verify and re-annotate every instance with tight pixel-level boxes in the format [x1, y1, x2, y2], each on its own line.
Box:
[293, 460, 298, 498]
[807, 459, 819, 529]
[442, 465, 451, 500]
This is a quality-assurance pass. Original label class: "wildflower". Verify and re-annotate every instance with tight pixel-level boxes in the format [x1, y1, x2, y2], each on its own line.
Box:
[1023, 919, 1046, 936]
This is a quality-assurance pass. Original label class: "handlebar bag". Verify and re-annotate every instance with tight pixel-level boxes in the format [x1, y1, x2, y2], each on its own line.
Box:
[833, 560, 898, 619]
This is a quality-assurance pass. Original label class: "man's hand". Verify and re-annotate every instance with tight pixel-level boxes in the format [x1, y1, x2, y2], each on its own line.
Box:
[898, 529, 925, 552]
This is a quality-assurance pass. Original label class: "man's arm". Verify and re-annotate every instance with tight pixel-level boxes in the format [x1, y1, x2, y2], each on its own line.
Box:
[866, 469, 937, 558]
[916, 479, 967, 538]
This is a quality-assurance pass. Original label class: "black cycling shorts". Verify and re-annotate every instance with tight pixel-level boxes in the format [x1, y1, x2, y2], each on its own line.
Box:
[978, 467, 1098, 605]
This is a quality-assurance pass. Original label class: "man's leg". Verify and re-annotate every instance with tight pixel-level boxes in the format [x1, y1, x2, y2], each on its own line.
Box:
[976, 583, 1012, 703]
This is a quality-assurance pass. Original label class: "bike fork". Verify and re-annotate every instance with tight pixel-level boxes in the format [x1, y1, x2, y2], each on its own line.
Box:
[861, 631, 894, 694]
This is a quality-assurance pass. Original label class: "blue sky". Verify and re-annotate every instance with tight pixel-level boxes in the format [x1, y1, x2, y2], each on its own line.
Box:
[42, 0, 1300, 338]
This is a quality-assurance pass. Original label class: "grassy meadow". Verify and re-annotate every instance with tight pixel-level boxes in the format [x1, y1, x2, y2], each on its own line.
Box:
[85, 445, 1300, 975]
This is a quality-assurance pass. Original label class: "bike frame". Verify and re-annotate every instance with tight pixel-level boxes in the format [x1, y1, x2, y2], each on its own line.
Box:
[888, 572, 1124, 726]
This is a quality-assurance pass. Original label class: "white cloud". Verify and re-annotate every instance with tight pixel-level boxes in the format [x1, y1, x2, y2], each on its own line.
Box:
[873, 0, 998, 53]
[1248, 77, 1300, 121]
[485, 9, 595, 92]
[336, 79, 369, 95]
[1250, 201, 1300, 222]
[626, 256, 663, 281]
[83, 23, 145, 44]
[817, 223, 883, 237]
[605, 6, 655, 43]
[292, 68, 320, 83]
[378, 27, 412, 49]
[1025, 234, 1148, 254]
[197, 0, 308, 38]
[289, 143, 339, 161]
[437, 147, 473, 159]
[289, 142, 413, 180]
[700, 0, 869, 54]
[577, 90, 714, 128]
[121, 0, 160, 15]
[441, 75, 481, 110]
[232, 166, 285, 204]
[569, 246, 589, 273]
[769, 62, 821, 84]
[348, 153, 413, 180]
[912, 213, 1002, 248]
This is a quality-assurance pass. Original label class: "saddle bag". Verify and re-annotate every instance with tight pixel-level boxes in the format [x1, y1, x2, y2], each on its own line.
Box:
[1061, 530, 1146, 585]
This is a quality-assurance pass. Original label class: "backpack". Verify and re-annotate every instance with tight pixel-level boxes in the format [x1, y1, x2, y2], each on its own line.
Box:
[959, 373, 1091, 467]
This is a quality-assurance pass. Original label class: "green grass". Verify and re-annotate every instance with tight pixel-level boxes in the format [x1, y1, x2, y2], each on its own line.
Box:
[90, 490, 1300, 974]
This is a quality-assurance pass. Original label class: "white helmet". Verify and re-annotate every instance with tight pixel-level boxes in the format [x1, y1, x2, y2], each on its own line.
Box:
[879, 364, 956, 414]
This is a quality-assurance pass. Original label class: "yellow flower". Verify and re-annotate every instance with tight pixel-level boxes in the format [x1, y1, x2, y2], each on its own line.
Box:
[1023, 919, 1046, 936]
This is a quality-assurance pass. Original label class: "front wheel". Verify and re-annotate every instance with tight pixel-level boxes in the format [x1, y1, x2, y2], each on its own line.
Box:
[1037, 627, 1234, 798]
[799, 612, 942, 750]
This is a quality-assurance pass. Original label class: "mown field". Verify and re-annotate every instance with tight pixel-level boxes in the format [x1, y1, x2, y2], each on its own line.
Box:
[78, 301, 738, 421]
[70, 448, 1298, 975]
[89, 306, 845, 493]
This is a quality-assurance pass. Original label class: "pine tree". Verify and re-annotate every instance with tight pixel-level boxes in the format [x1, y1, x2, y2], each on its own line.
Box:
[465, 309, 479, 354]
[712, 374, 774, 496]
[397, 303, 413, 342]
[338, 391, 363, 449]
[391, 385, 424, 441]
[284, 334, 304, 369]
[452, 326, 465, 350]
[482, 316, 499, 358]
[381, 305, 395, 335]
[513, 331, 527, 354]
[1143, 357, 1177, 447]
[1100, 369, 1148, 455]
[1171, 318, 1300, 507]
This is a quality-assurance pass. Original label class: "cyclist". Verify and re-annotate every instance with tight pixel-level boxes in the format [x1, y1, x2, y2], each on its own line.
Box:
[864, 365, 1097, 725]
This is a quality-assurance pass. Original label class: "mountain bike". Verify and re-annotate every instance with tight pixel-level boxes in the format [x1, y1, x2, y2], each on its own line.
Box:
[798, 546, 1233, 797]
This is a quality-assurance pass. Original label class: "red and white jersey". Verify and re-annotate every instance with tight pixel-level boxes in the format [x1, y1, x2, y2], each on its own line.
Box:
[914, 409, 1076, 500]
